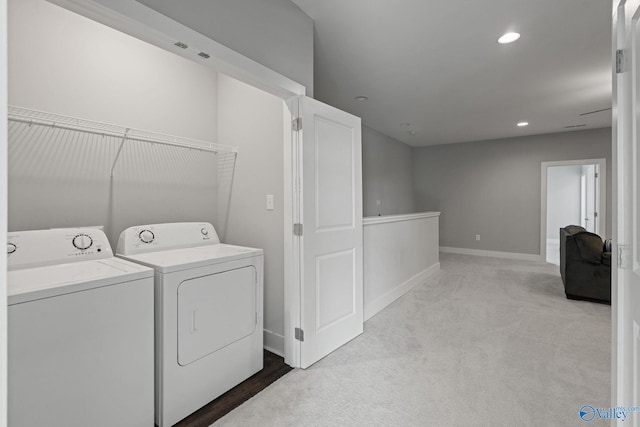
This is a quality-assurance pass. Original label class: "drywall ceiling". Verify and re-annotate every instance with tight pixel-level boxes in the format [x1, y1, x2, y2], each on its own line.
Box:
[291, 0, 612, 146]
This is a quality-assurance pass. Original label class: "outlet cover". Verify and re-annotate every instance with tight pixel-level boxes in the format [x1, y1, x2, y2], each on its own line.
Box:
[476, 235, 480, 241]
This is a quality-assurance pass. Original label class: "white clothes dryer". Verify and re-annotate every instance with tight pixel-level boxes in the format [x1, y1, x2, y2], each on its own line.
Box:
[7, 228, 155, 427]
[116, 222, 264, 427]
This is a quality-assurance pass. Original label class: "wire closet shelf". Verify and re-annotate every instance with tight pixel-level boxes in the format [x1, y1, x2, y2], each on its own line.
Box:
[7, 105, 238, 157]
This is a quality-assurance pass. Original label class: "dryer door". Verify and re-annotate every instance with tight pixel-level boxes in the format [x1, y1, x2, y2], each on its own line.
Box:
[177, 266, 257, 366]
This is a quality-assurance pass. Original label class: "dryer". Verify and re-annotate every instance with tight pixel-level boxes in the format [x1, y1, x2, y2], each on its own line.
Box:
[116, 222, 264, 427]
[7, 228, 154, 427]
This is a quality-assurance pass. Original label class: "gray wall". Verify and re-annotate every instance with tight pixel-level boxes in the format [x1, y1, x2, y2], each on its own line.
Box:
[10, 0, 289, 353]
[217, 74, 286, 351]
[8, 0, 220, 247]
[9, 0, 218, 141]
[137, 0, 314, 96]
[362, 125, 415, 217]
[413, 128, 612, 255]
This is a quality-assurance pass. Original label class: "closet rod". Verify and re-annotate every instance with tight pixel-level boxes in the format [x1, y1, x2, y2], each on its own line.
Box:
[8, 114, 237, 155]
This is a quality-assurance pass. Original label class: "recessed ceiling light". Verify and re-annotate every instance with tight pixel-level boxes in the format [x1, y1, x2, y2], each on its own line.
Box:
[354, 96, 368, 101]
[517, 121, 529, 127]
[400, 123, 411, 127]
[408, 131, 417, 135]
[498, 32, 521, 44]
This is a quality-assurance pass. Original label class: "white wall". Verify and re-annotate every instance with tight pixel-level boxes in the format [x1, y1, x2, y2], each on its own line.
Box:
[216, 74, 286, 354]
[546, 165, 582, 238]
[363, 213, 440, 320]
[136, 0, 314, 96]
[413, 128, 612, 255]
[8, 0, 221, 246]
[362, 125, 415, 216]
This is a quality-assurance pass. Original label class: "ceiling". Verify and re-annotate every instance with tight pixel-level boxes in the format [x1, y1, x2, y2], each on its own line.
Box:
[290, 0, 612, 147]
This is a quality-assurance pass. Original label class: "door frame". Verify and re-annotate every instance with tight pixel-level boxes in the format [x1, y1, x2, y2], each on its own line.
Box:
[0, 0, 8, 424]
[42, 0, 307, 367]
[539, 158, 607, 263]
[612, 0, 640, 413]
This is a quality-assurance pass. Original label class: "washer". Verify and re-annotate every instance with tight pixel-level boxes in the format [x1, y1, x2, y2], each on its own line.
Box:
[7, 228, 155, 427]
[116, 222, 264, 427]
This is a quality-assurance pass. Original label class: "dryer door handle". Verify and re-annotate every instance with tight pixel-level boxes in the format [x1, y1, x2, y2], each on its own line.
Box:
[190, 310, 197, 334]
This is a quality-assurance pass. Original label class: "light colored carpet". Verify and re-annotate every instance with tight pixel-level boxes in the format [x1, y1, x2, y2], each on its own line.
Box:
[214, 253, 611, 426]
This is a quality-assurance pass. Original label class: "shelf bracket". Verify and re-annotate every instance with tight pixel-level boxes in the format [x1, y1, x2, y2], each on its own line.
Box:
[110, 128, 131, 177]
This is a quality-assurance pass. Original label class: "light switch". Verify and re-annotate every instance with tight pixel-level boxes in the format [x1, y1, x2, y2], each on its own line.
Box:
[266, 194, 274, 210]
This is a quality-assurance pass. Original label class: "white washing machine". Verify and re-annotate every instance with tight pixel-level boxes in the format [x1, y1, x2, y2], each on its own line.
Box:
[116, 222, 264, 427]
[7, 228, 155, 427]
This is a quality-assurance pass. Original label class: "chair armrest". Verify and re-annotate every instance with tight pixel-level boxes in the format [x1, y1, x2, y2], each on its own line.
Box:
[574, 232, 606, 264]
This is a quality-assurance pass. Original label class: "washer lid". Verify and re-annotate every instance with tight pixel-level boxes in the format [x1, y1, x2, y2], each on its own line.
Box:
[7, 257, 153, 305]
[118, 244, 263, 273]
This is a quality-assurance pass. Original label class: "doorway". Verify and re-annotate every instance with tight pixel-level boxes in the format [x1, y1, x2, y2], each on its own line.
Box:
[540, 159, 606, 265]
[16, 0, 363, 370]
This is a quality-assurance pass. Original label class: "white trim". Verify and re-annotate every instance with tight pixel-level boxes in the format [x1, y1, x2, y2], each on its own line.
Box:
[284, 97, 301, 368]
[540, 158, 607, 264]
[364, 263, 440, 321]
[440, 246, 542, 262]
[47, 0, 306, 99]
[263, 330, 285, 357]
[363, 211, 440, 226]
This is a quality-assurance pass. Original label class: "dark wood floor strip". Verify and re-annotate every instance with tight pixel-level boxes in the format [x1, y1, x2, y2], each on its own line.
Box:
[174, 350, 293, 427]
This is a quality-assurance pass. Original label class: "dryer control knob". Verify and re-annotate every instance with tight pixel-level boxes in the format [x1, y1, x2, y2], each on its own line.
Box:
[201, 228, 209, 236]
[139, 230, 155, 244]
[72, 234, 93, 250]
[7, 243, 16, 254]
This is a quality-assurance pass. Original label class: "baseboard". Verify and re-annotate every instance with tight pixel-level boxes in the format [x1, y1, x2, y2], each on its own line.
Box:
[439, 246, 542, 262]
[263, 329, 285, 357]
[364, 262, 440, 322]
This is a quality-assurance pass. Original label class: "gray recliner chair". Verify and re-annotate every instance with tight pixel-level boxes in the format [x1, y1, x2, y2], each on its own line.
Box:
[559, 225, 611, 304]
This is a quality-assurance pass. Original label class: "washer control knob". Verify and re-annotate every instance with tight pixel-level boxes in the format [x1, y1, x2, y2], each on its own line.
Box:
[139, 230, 155, 244]
[72, 234, 93, 250]
[201, 228, 209, 236]
[7, 243, 16, 254]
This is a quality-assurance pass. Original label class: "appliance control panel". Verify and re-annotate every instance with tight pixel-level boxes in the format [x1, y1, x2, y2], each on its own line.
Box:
[7, 228, 112, 270]
[116, 222, 221, 255]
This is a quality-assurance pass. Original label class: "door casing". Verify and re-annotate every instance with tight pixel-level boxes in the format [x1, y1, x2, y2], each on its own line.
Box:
[539, 158, 607, 262]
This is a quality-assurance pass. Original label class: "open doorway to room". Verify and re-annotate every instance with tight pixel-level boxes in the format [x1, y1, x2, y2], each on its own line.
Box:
[540, 159, 606, 265]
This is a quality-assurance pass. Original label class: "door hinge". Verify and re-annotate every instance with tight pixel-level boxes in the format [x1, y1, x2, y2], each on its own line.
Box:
[293, 223, 303, 236]
[618, 244, 631, 269]
[594, 172, 599, 178]
[594, 212, 598, 218]
[616, 49, 625, 74]
[292, 117, 302, 131]
[295, 327, 304, 342]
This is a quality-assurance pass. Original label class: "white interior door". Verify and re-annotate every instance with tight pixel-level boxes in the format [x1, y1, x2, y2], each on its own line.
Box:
[613, 0, 640, 419]
[295, 96, 363, 369]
